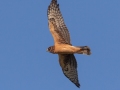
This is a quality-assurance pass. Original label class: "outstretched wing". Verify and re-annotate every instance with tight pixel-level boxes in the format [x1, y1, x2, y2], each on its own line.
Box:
[58, 54, 80, 88]
[48, 0, 71, 45]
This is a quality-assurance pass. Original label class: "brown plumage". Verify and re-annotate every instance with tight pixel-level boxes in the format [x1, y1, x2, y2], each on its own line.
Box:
[47, 0, 91, 88]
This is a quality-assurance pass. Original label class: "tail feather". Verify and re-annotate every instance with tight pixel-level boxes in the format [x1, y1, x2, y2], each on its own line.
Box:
[76, 46, 91, 55]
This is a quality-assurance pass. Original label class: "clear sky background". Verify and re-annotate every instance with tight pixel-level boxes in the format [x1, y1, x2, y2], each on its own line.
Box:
[0, 0, 120, 90]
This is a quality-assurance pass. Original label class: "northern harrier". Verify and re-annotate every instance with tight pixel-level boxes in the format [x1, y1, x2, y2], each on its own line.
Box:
[47, 0, 91, 88]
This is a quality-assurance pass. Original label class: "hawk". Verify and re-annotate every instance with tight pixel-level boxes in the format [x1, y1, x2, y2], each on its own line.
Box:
[47, 0, 91, 88]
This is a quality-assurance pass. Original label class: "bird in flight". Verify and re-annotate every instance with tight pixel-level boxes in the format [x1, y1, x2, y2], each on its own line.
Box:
[47, 0, 91, 88]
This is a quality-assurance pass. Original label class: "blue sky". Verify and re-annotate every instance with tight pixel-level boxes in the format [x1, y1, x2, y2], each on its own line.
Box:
[0, 0, 120, 90]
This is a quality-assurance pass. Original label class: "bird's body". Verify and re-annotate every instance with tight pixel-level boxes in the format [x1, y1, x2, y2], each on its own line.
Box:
[47, 0, 91, 88]
[48, 44, 90, 54]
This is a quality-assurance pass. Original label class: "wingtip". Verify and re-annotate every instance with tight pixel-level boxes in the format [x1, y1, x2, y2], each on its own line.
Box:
[51, 0, 57, 4]
[52, 0, 57, 2]
[76, 83, 80, 88]
[74, 82, 80, 88]
[48, 0, 58, 13]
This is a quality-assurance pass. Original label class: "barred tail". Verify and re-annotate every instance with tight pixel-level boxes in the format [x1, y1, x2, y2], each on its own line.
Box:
[76, 46, 91, 55]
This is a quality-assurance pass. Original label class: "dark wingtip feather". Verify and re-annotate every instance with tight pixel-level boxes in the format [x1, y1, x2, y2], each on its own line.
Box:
[76, 83, 80, 88]
[51, 0, 57, 3]
[72, 80, 80, 88]
[51, 0, 57, 5]
[47, 0, 59, 15]
[64, 74, 80, 88]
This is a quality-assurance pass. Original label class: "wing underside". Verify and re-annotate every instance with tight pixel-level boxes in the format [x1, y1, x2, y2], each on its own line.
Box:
[58, 54, 80, 88]
[48, 0, 71, 44]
